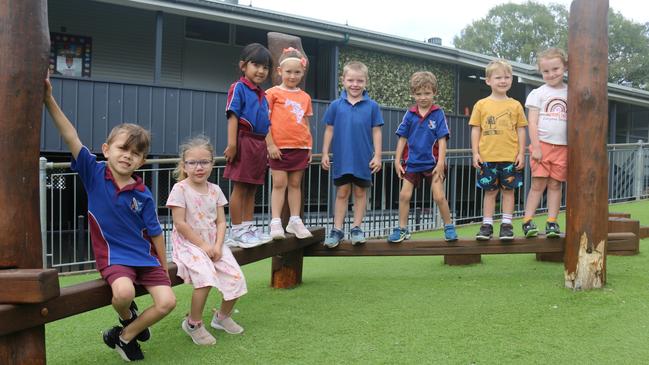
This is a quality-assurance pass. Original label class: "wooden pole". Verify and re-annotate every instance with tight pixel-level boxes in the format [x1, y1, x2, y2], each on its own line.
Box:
[267, 32, 309, 288]
[0, 1, 50, 363]
[564, 0, 609, 290]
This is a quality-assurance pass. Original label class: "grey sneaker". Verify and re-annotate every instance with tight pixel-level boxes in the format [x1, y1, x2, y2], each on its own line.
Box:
[211, 312, 244, 334]
[182, 318, 216, 345]
[324, 228, 344, 248]
[249, 225, 273, 244]
[350, 226, 366, 245]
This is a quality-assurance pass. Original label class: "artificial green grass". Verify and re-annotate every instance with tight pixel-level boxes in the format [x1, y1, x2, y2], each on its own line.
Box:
[46, 200, 649, 364]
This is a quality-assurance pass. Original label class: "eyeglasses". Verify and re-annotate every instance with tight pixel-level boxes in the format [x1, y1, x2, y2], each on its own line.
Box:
[184, 159, 213, 168]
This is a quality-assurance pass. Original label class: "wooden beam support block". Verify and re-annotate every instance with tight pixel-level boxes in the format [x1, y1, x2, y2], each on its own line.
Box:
[271, 251, 304, 288]
[444, 255, 481, 266]
[608, 218, 640, 254]
[0, 269, 60, 304]
[608, 212, 631, 218]
[639, 226, 649, 239]
[607, 232, 639, 256]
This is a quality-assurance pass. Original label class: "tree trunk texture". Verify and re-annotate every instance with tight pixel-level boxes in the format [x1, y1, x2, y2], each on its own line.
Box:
[564, 0, 609, 290]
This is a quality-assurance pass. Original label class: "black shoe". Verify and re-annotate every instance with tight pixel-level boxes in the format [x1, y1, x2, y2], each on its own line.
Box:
[476, 224, 493, 241]
[499, 223, 514, 241]
[546, 222, 561, 238]
[103, 326, 144, 361]
[119, 301, 151, 342]
[522, 221, 538, 238]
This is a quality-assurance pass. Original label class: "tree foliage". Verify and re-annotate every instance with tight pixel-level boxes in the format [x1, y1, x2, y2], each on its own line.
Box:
[453, 1, 649, 89]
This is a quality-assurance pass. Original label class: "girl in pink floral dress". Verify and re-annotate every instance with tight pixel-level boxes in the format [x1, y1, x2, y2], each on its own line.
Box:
[166, 136, 247, 346]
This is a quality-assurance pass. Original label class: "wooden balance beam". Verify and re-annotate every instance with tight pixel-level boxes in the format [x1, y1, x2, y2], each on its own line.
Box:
[0, 228, 324, 337]
[304, 232, 637, 257]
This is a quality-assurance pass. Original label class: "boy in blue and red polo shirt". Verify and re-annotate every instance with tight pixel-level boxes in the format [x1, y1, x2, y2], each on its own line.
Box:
[388, 71, 458, 243]
[44, 79, 176, 362]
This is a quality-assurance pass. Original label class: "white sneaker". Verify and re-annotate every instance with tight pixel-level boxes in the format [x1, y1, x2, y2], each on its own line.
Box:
[286, 219, 313, 239]
[225, 237, 240, 248]
[249, 225, 272, 244]
[233, 230, 263, 248]
[182, 319, 216, 345]
[211, 312, 244, 334]
[269, 220, 285, 240]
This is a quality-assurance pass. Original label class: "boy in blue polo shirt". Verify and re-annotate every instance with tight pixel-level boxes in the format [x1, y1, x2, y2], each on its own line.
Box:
[44, 79, 176, 362]
[321, 61, 383, 248]
[388, 71, 458, 243]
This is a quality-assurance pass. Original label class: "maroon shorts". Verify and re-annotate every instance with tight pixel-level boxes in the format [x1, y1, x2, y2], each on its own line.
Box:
[223, 129, 268, 185]
[100, 264, 171, 287]
[403, 168, 435, 187]
[269, 149, 309, 171]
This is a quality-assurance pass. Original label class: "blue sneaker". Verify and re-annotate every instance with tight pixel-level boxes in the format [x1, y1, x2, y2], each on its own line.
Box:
[387, 227, 410, 243]
[324, 228, 344, 248]
[444, 224, 458, 242]
[350, 226, 366, 246]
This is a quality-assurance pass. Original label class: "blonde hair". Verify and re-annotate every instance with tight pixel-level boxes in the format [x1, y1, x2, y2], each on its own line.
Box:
[410, 71, 438, 94]
[106, 123, 151, 158]
[278, 47, 308, 68]
[341, 61, 369, 80]
[173, 135, 214, 181]
[537, 47, 568, 68]
[485, 59, 513, 78]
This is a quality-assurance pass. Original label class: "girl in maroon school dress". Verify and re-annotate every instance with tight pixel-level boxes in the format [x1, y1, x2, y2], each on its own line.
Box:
[223, 43, 273, 248]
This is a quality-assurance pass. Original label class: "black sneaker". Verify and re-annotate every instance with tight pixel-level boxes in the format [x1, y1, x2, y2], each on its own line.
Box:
[476, 224, 493, 241]
[546, 222, 561, 238]
[119, 301, 151, 342]
[499, 223, 514, 241]
[103, 326, 144, 361]
[522, 221, 538, 238]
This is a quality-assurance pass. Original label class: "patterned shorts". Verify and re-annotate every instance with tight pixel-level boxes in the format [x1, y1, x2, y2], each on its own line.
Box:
[476, 162, 523, 191]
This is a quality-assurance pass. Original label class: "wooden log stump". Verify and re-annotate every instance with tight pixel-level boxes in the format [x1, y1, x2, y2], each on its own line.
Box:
[271, 251, 304, 289]
[608, 217, 640, 255]
[444, 254, 481, 266]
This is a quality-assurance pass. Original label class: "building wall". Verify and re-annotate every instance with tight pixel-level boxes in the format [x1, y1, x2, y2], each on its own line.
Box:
[49, 0, 183, 85]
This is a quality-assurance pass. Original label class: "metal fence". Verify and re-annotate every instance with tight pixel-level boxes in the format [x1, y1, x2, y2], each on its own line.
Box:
[40, 142, 649, 271]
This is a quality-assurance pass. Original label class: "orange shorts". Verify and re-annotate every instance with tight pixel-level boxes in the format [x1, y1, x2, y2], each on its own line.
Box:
[529, 142, 567, 182]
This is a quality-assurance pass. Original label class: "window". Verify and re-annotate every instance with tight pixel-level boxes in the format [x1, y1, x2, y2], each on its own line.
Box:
[185, 17, 229, 44]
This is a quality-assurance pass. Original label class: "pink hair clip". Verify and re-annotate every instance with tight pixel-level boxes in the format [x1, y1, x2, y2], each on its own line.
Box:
[282, 47, 297, 53]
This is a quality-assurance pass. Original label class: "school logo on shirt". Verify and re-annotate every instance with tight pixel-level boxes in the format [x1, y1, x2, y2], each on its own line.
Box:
[427, 119, 437, 130]
[130, 197, 143, 214]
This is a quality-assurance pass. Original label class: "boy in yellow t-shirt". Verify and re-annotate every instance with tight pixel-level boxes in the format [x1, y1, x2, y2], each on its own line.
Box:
[469, 59, 528, 241]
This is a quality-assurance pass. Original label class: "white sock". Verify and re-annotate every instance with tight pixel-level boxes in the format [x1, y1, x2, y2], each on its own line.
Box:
[502, 214, 512, 224]
[483, 217, 493, 226]
[271, 218, 282, 225]
[119, 335, 130, 344]
[289, 216, 301, 223]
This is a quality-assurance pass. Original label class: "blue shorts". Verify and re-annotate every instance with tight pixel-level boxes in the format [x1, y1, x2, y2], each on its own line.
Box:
[476, 162, 523, 191]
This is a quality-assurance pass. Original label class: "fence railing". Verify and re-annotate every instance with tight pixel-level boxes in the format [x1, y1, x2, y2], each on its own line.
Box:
[40, 142, 648, 271]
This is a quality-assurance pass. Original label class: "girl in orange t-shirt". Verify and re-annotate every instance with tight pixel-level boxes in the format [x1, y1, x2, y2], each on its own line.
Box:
[265, 48, 313, 240]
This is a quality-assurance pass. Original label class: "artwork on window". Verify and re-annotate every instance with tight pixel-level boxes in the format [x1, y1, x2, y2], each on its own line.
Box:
[49, 33, 92, 77]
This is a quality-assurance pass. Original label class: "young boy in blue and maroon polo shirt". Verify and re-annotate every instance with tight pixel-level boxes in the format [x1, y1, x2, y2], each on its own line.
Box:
[44, 79, 176, 362]
[388, 71, 458, 243]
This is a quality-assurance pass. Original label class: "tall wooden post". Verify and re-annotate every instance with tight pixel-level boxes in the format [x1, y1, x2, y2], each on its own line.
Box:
[564, 0, 609, 290]
[0, 1, 50, 363]
[267, 32, 309, 289]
